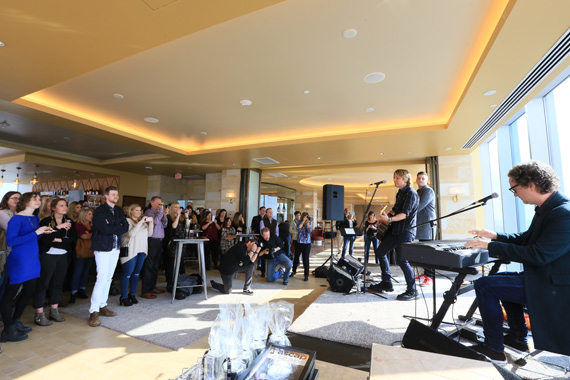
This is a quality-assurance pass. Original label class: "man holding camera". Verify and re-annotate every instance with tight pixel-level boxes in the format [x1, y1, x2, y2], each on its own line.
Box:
[210, 239, 268, 294]
[258, 227, 292, 285]
[141, 196, 168, 299]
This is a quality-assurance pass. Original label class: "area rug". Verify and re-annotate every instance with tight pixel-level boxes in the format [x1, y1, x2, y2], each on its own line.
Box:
[62, 276, 284, 351]
[288, 271, 478, 348]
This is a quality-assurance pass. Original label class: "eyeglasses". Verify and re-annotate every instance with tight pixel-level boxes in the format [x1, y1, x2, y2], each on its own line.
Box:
[9, 197, 20, 200]
[509, 184, 520, 194]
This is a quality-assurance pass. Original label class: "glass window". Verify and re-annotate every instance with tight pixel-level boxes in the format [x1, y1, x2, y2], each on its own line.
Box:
[509, 113, 534, 229]
[488, 137, 504, 232]
[545, 74, 570, 193]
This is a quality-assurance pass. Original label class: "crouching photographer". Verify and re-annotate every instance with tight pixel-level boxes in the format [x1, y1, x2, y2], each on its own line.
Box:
[258, 227, 292, 285]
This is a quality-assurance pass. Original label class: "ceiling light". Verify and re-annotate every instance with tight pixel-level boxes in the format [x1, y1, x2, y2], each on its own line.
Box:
[445, 147, 452, 151]
[0, 121, 9, 128]
[483, 90, 496, 96]
[303, 90, 310, 94]
[63, 137, 71, 140]
[201, 131, 207, 135]
[317, 157, 322, 160]
[291, 176, 298, 179]
[0, 169, 5, 187]
[14, 167, 21, 185]
[145, 166, 152, 170]
[490, 104, 497, 108]
[232, 163, 238, 166]
[113, 93, 125, 99]
[365, 107, 375, 112]
[379, 152, 385, 155]
[144, 117, 159, 123]
[408, 152, 412, 154]
[0, 41, 4, 47]
[343, 29, 358, 39]
[364, 72, 386, 84]
[240, 99, 253, 106]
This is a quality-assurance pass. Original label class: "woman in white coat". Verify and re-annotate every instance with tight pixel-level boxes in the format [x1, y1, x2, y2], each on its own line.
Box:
[119, 204, 153, 306]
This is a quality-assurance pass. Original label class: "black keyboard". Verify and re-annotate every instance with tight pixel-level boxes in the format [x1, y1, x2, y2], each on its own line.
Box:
[401, 240, 491, 269]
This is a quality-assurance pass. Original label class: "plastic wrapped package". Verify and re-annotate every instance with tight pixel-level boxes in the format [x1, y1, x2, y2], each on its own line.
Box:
[267, 301, 294, 347]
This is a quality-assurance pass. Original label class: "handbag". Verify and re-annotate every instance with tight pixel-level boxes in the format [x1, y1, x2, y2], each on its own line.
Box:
[119, 246, 129, 258]
[76, 238, 94, 258]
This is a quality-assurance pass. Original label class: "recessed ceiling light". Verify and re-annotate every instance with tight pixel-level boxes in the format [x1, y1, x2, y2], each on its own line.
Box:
[63, 137, 71, 140]
[483, 90, 496, 96]
[343, 29, 358, 39]
[303, 90, 310, 94]
[490, 104, 497, 108]
[113, 93, 124, 99]
[145, 166, 152, 170]
[408, 152, 412, 154]
[317, 157, 323, 160]
[379, 152, 385, 155]
[327, 178, 332, 181]
[0, 41, 4, 47]
[366, 107, 375, 112]
[364, 72, 386, 84]
[201, 131, 207, 135]
[291, 176, 298, 179]
[240, 99, 253, 106]
[445, 147, 452, 151]
[187, 166, 192, 169]
[144, 117, 159, 123]
[233, 163, 238, 166]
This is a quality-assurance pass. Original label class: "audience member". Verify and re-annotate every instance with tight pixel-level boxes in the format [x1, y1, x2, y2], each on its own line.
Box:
[220, 218, 236, 256]
[34, 198, 76, 325]
[141, 196, 168, 299]
[120, 204, 152, 306]
[0, 191, 20, 301]
[70, 208, 95, 304]
[164, 202, 186, 293]
[293, 212, 312, 281]
[201, 210, 220, 269]
[258, 227, 292, 285]
[88, 186, 129, 327]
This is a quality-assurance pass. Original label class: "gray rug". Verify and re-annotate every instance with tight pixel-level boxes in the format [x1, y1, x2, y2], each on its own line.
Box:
[62, 277, 284, 351]
[289, 268, 570, 380]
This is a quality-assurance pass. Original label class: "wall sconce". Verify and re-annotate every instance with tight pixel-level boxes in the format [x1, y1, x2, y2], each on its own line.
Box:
[448, 186, 464, 202]
[14, 167, 21, 185]
[0, 169, 5, 187]
[73, 171, 78, 189]
[304, 203, 311, 209]
[226, 191, 235, 204]
[31, 164, 39, 186]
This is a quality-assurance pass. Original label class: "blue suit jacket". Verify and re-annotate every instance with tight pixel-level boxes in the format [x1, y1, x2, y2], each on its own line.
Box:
[489, 191, 570, 355]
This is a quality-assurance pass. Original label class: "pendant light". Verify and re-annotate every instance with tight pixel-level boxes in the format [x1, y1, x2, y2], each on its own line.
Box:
[14, 167, 21, 185]
[0, 169, 5, 187]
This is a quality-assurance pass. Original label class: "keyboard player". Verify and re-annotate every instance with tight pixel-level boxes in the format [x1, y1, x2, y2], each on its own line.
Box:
[465, 161, 570, 362]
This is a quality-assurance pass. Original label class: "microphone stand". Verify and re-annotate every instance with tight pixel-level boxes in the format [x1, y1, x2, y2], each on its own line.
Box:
[352, 182, 386, 298]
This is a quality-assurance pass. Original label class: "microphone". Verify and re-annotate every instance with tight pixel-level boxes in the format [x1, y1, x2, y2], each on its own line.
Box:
[369, 180, 387, 186]
[473, 192, 499, 204]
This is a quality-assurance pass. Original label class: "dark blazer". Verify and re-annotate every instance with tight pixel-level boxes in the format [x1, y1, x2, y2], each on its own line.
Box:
[489, 191, 570, 355]
[38, 216, 77, 254]
[91, 203, 129, 252]
[250, 214, 263, 234]
[416, 185, 436, 240]
[262, 216, 278, 237]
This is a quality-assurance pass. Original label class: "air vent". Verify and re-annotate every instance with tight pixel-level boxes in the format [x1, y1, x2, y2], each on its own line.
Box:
[462, 28, 570, 149]
[268, 173, 287, 178]
[253, 157, 280, 165]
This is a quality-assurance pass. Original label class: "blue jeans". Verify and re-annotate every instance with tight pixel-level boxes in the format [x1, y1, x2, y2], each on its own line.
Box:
[374, 232, 416, 292]
[363, 235, 379, 264]
[266, 253, 292, 283]
[71, 257, 95, 293]
[475, 272, 527, 352]
[121, 253, 146, 298]
[342, 236, 356, 258]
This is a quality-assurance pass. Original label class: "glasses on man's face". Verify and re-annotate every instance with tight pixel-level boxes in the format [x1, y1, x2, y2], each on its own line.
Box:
[509, 184, 520, 194]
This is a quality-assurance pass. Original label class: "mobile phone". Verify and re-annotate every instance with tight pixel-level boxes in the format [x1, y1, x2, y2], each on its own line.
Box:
[145, 217, 153, 222]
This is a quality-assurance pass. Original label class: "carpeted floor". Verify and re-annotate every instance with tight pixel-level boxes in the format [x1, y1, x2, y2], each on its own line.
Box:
[61, 277, 284, 351]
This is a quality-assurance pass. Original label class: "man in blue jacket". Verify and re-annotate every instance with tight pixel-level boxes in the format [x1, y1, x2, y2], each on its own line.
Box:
[467, 161, 570, 362]
[88, 186, 129, 327]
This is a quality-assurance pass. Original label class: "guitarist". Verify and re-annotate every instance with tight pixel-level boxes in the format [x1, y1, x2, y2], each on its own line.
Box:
[374, 169, 419, 301]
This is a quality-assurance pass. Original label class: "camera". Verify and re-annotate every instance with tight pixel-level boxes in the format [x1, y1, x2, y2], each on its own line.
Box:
[180, 208, 186, 214]
[145, 217, 153, 222]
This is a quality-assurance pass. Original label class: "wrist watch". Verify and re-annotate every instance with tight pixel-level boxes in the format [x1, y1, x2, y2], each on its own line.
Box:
[388, 217, 392, 225]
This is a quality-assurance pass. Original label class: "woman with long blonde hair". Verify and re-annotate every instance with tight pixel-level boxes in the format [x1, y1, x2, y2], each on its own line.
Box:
[164, 202, 187, 292]
[120, 204, 153, 306]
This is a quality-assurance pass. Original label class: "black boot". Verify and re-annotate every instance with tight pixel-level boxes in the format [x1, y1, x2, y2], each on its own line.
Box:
[0, 325, 28, 342]
[128, 294, 139, 304]
[13, 319, 32, 333]
[119, 297, 133, 307]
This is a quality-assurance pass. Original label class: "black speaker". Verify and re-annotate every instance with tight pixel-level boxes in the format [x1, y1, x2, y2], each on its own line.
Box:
[402, 319, 486, 362]
[322, 185, 344, 221]
[327, 265, 354, 293]
[336, 255, 364, 277]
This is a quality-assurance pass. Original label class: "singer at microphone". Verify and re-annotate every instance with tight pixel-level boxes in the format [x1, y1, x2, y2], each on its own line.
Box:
[369, 180, 387, 186]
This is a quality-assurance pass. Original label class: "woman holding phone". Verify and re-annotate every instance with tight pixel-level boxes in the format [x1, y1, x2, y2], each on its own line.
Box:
[33, 198, 76, 325]
[120, 204, 153, 306]
[1, 192, 52, 342]
[293, 212, 312, 281]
